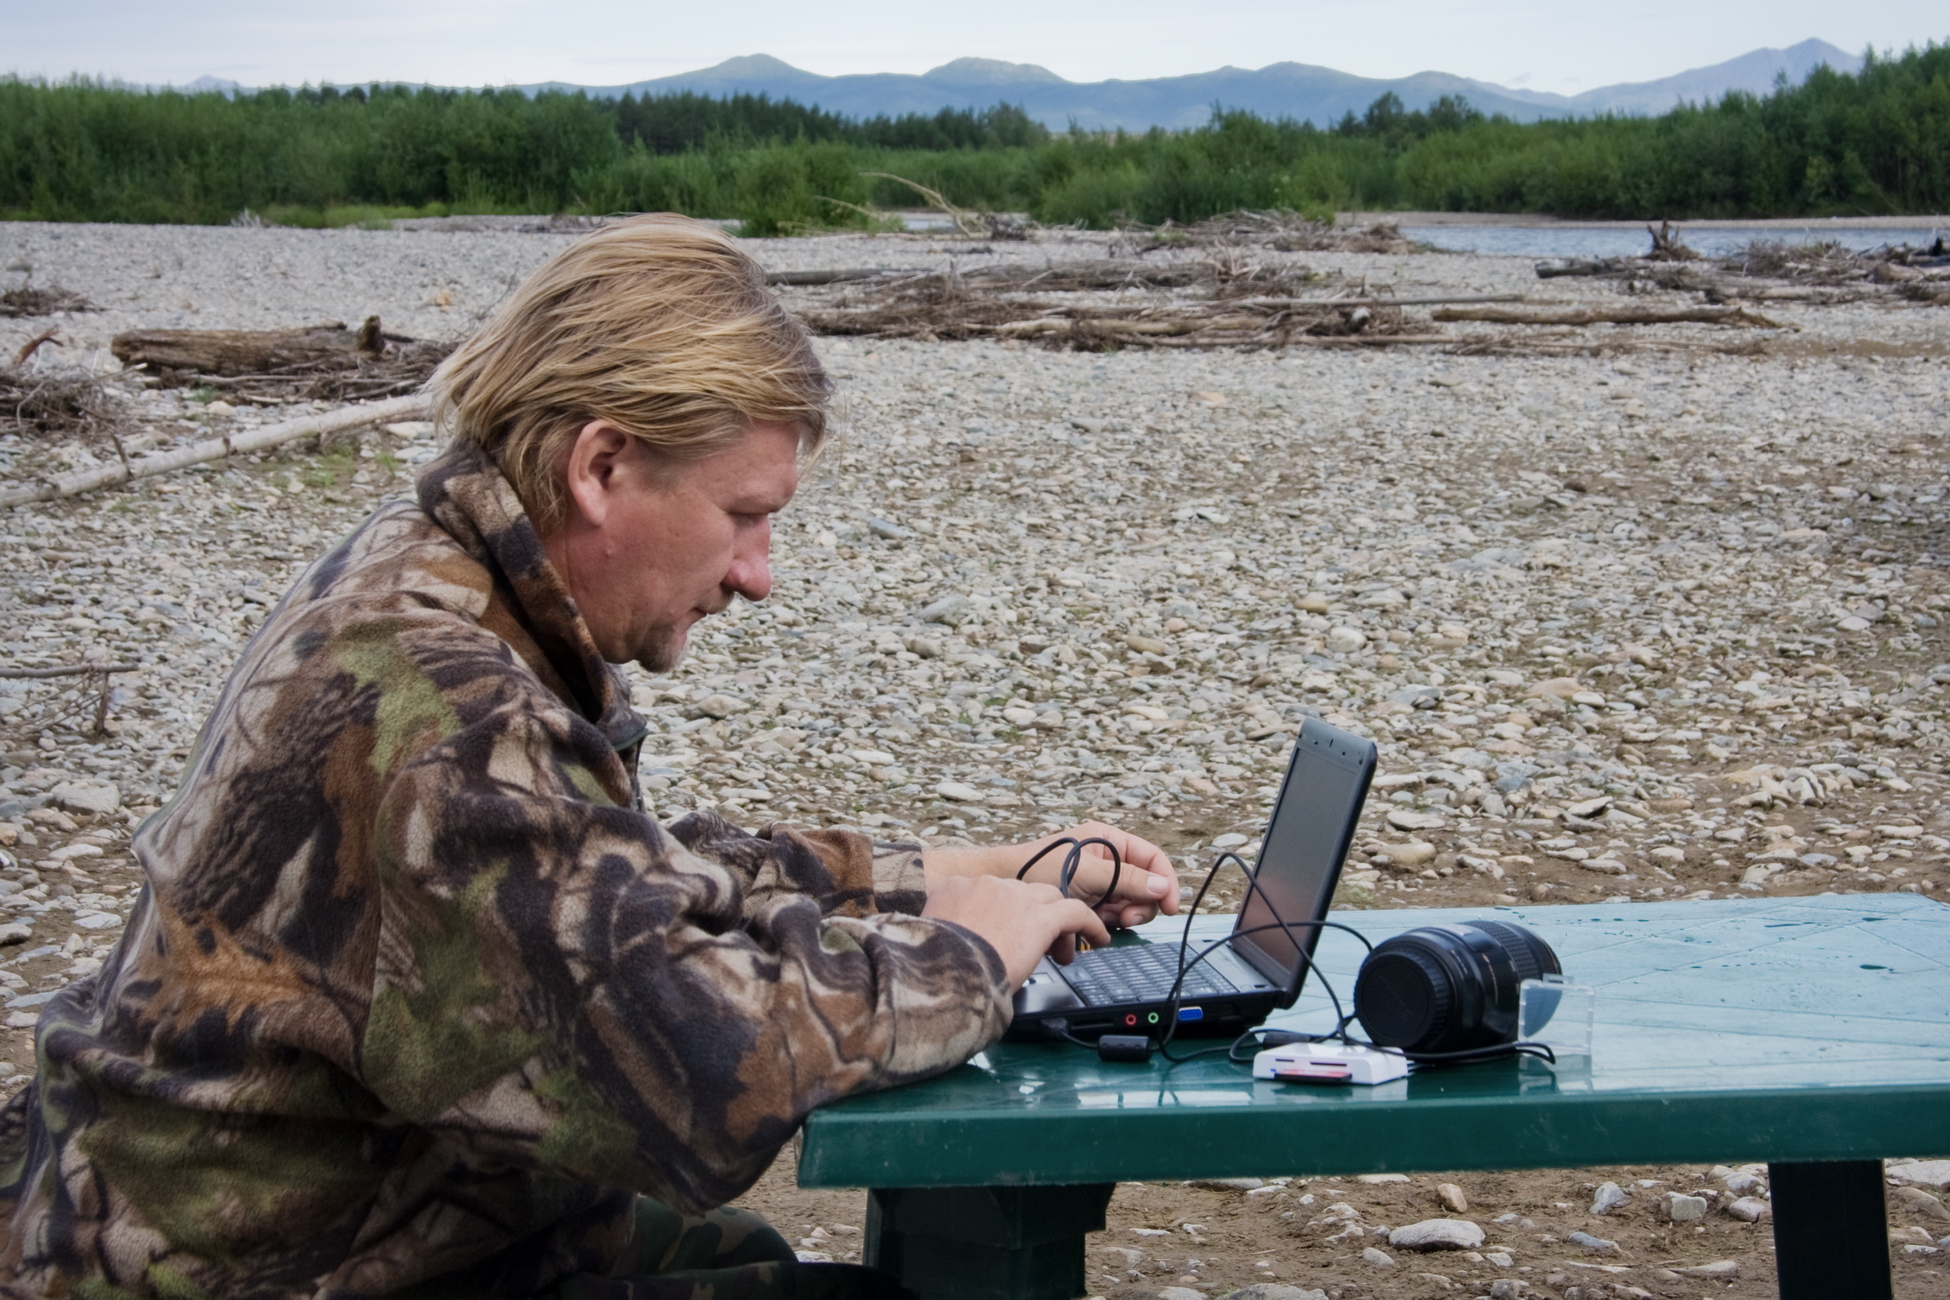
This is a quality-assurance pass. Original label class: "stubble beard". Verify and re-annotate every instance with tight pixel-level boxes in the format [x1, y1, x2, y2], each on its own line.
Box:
[635, 623, 689, 674]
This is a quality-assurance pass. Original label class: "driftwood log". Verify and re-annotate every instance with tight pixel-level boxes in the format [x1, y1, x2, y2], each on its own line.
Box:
[0, 393, 430, 508]
[112, 318, 390, 374]
[1432, 304, 1787, 329]
[109, 317, 454, 403]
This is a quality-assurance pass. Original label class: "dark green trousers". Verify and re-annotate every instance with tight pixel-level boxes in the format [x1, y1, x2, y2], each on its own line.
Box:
[554, 1199, 908, 1300]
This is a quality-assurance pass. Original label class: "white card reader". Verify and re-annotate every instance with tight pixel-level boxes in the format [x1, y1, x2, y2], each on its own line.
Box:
[1253, 1041, 1410, 1086]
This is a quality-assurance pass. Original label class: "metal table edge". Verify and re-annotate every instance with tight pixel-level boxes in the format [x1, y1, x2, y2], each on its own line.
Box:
[799, 1079, 1950, 1188]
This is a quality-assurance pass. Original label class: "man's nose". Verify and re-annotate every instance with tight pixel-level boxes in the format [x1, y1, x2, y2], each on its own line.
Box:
[724, 531, 772, 602]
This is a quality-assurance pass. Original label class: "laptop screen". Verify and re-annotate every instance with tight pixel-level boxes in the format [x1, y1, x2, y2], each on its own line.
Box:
[1231, 720, 1376, 990]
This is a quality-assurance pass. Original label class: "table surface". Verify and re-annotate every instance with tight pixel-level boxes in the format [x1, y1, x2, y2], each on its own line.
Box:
[799, 894, 1950, 1189]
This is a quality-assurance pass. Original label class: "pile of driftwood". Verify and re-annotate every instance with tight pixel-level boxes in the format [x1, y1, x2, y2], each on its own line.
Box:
[1, 360, 110, 439]
[1537, 224, 1950, 306]
[780, 256, 1491, 349]
[110, 316, 455, 403]
[1115, 210, 1421, 255]
[1, 284, 95, 318]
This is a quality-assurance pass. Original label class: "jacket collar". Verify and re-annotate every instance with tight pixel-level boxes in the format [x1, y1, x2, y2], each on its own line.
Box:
[416, 441, 646, 753]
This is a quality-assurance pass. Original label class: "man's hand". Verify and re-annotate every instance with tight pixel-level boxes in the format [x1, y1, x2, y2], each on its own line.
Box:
[922, 875, 1113, 989]
[923, 822, 1181, 931]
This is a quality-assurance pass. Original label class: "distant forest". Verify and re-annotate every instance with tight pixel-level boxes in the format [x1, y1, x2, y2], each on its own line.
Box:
[0, 41, 1943, 233]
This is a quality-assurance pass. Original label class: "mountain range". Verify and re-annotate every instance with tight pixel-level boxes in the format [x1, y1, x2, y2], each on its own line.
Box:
[522, 39, 1862, 130]
[180, 39, 1864, 131]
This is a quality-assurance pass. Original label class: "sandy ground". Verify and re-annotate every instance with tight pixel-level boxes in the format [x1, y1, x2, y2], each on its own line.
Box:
[2, 222, 1948, 1299]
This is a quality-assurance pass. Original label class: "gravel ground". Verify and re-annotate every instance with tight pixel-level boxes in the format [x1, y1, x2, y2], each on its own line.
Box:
[2, 222, 1948, 1299]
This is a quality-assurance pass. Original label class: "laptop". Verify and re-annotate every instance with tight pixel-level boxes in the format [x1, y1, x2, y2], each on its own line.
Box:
[1010, 717, 1378, 1040]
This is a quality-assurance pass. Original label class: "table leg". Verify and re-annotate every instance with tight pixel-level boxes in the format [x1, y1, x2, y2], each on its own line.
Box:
[1768, 1160, 1891, 1300]
[865, 1184, 1115, 1300]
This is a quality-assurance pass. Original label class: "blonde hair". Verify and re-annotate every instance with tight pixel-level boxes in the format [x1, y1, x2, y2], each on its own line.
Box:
[430, 214, 831, 534]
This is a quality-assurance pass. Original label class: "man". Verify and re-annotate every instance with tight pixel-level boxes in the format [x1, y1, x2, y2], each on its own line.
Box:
[0, 215, 1177, 1299]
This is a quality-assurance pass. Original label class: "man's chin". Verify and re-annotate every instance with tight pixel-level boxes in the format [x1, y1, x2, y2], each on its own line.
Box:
[634, 627, 689, 674]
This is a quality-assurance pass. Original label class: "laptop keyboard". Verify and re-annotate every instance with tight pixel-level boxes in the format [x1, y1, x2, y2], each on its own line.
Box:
[1066, 942, 1239, 1006]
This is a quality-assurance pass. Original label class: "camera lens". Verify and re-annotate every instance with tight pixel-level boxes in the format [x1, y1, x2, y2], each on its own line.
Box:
[1353, 921, 1561, 1055]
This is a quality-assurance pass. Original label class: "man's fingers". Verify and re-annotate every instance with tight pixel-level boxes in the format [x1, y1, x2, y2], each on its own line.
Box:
[1063, 850, 1176, 923]
[1066, 897, 1113, 951]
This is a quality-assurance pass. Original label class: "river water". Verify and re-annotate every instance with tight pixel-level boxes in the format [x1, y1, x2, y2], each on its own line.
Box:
[1402, 224, 1945, 259]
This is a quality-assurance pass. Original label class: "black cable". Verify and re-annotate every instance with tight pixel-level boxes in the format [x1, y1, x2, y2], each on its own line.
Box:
[1154, 921, 1362, 1062]
[1014, 836, 1124, 917]
[1154, 848, 1371, 1062]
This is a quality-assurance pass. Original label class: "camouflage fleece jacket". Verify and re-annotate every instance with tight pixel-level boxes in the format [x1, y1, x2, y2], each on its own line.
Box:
[0, 443, 1011, 1299]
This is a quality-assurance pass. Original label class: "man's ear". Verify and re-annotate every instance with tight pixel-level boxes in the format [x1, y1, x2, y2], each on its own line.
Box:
[561, 420, 635, 529]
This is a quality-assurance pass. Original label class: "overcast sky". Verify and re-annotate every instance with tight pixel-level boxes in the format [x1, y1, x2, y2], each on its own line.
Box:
[3, 0, 1939, 96]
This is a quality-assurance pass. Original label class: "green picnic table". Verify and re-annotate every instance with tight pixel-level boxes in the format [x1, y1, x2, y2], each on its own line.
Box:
[799, 894, 1950, 1300]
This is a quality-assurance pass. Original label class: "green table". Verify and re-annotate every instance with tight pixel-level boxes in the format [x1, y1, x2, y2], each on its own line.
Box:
[799, 895, 1950, 1300]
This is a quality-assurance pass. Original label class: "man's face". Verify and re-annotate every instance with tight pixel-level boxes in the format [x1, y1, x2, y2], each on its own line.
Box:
[545, 420, 801, 671]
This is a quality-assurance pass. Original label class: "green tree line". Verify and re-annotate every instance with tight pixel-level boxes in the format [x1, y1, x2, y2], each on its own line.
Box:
[0, 41, 1943, 233]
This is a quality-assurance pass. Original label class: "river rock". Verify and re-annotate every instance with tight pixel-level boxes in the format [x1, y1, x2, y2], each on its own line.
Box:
[683, 694, 744, 720]
[1661, 1192, 1709, 1222]
[1726, 1196, 1771, 1222]
[50, 781, 120, 816]
[919, 595, 972, 626]
[1890, 1161, 1950, 1188]
[1589, 1181, 1630, 1215]
[1377, 841, 1437, 868]
[1324, 626, 1366, 654]
[1217, 1286, 1327, 1300]
[1388, 1219, 1484, 1251]
[1893, 1186, 1950, 1222]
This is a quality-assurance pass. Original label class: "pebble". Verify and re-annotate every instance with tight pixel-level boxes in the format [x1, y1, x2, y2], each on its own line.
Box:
[1565, 1230, 1619, 1255]
[1890, 1160, 1950, 1188]
[1435, 1183, 1469, 1213]
[1388, 1219, 1484, 1250]
[1215, 1286, 1326, 1300]
[1892, 1185, 1950, 1221]
[1588, 1181, 1630, 1215]
[1360, 1246, 1395, 1268]
[1671, 1259, 1740, 1279]
[1377, 840, 1436, 868]
[1725, 1196, 1771, 1222]
[49, 782, 119, 815]
[1660, 1191, 1709, 1221]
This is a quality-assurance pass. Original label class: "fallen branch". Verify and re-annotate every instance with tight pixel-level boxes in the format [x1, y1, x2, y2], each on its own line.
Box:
[0, 662, 138, 679]
[860, 172, 987, 238]
[1646, 220, 1700, 262]
[766, 268, 894, 287]
[1432, 304, 1787, 329]
[1222, 292, 1522, 310]
[13, 328, 61, 366]
[0, 393, 429, 508]
[1535, 258, 1632, 279]
[0, 661, 139, 736]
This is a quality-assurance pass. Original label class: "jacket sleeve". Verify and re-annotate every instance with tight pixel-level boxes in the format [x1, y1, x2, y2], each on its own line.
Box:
[361, 699, 1011, 1214]
[663, 811, 931, 919]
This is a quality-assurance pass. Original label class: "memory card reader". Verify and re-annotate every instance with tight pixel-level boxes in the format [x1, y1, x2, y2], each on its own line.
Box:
[1252, 1041, 1409, 1086]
